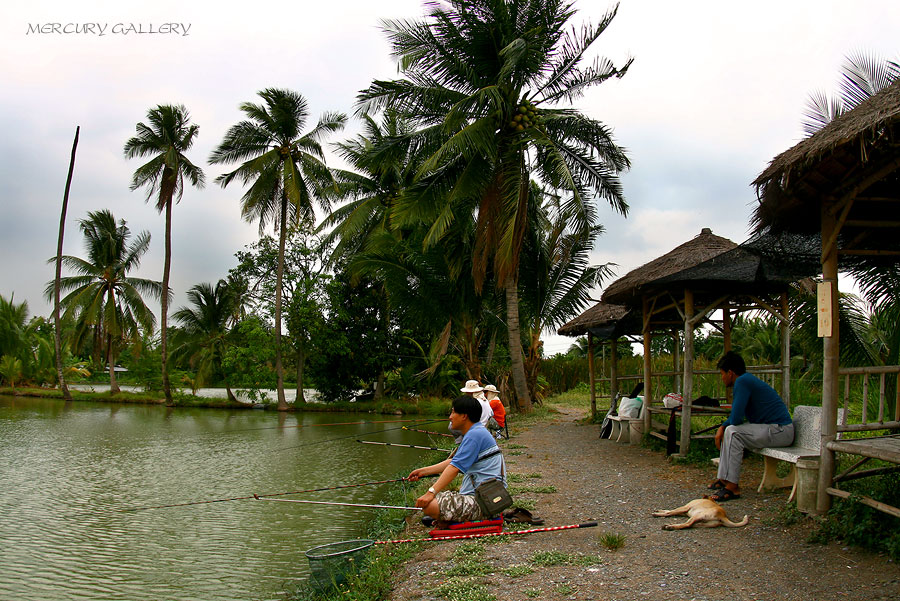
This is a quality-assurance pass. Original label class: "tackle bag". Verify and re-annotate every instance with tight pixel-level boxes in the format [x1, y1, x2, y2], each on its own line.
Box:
[472, 478, 513, 517]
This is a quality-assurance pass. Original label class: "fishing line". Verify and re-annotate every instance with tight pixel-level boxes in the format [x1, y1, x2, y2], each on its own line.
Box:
[121, 474, 436, 512]
[401, 426, 454, 438]
[270, 418, 447, 453]
[253, 495, 421, 511]
[214, 417, 430, 436]
[357, 440, 453, 452]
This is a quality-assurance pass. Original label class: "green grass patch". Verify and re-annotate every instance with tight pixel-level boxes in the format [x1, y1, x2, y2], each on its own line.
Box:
[523, 588, 541, 598]
[507, 485, 556, 495]
[505, 443, 527, 449]
[503, 564, 534, 577]
[529, 550, 571, 567]
[555, 584, 574, 595]
[433, 578, 496, 601]
[598, 532, 626, 550]
[511, 498, 536, 511]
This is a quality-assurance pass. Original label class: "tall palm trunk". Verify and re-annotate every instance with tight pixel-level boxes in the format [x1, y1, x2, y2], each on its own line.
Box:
[54, 126, 79, 402]
[274, 194, 288, 411]
[106, 332, 120, 394]
[505, 273, 532, 413]
[161, 197, 173, 405]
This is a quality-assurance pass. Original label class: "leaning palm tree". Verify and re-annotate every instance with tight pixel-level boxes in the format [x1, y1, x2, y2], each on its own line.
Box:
[124, 104, 205, 405]
[171, 280, 239, 402]
[358, 0, 632, 412]
[48, 210, 161, 393]
[210, 88, 346, 410]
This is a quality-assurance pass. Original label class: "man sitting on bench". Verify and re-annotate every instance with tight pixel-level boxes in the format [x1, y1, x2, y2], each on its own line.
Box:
[708, 351, 794, 502]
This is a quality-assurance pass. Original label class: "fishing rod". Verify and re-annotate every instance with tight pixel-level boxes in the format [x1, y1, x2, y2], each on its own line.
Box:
[375, 521, 599, 544]
[254, 495, 420, 511]
[402, 426, 454, 438]
[121, 474, 435, 512]
[272, 418, 447, 453]
[223, 418, 431, 435]
[357, 440, 453, 452]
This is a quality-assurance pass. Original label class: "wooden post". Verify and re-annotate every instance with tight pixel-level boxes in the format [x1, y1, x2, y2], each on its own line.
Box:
[610, 337, 619, 411]
[673, 330, 681, 394]
[817, 203, 840, 515]
[781, 292, 791, 407]
[723, 306, 733, 404]
[643, 295, 653, 433]
[680, 288, 694, 455]
[587, 331, 596, 420]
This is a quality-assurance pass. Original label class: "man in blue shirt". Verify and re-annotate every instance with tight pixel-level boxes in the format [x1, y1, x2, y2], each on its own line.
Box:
[408, 395, 506, 524]
[708, 351, 794, 502]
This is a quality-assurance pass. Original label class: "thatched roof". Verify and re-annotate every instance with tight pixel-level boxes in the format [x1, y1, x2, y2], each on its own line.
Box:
[557, 302, 636, 338]
[601, 228, 737, 305]
[752, 79, 900, 259]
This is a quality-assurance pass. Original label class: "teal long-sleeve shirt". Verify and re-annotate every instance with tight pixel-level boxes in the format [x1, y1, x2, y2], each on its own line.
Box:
[722, 373, 792, 427]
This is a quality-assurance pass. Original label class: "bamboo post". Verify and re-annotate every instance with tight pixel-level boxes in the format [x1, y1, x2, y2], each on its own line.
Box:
[817, 203, 840, 515]
[610, 337, 619, 411]
[723, 306, 732, 405]
[587, 331, 596, 420]
[673, 330, 681, 394]
[680, 288, 694, 455]
[781, 292, 791, 407]
[642, 295, 653, 433]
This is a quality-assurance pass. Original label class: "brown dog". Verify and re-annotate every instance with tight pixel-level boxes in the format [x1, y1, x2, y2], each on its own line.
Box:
[651, 498, 749, 530]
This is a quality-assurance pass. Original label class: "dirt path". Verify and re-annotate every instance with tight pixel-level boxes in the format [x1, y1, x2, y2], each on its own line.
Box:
[388, 407, 900, 601]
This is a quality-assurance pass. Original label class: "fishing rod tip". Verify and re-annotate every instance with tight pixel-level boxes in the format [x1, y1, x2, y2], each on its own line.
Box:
[253, 494, 260, 500]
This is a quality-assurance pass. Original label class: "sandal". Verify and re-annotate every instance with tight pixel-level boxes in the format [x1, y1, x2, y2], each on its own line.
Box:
[503, 507, 545, 525]
[707, 479, 727, 490]
[704, 488, 740, 502]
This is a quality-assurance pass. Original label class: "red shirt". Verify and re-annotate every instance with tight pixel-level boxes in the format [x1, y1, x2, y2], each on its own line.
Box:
[488, 397, 506, 427]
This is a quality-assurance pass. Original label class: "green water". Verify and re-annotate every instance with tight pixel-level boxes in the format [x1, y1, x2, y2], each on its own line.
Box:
[0, 396, 445, 600]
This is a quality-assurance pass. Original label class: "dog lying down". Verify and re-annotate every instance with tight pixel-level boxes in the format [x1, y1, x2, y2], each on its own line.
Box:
[652, 498, 749, 530]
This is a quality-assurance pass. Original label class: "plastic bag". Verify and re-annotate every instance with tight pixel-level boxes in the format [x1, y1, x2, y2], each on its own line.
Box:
[663, 393, 684, 409]
[617, 396, 643, 418]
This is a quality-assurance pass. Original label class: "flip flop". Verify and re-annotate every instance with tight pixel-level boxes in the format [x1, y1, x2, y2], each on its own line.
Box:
[707, 479, 727, 490]
[502, 507, 545, 525]
[704, 488, 740, 502]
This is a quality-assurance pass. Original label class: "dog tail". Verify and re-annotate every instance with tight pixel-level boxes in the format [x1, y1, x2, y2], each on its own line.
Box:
[721, 514, 749, 528]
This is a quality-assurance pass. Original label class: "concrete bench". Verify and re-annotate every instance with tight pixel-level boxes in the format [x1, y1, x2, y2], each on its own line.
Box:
[608, 411, 643, 445]
[712, 405, 841, 508]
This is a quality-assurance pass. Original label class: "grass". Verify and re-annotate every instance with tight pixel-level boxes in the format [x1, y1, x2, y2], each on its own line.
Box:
[528, 550, 571, 567]
[433, 579, 496, 601]
[503, 565, 534, 577]
[598, 532, 626, 550]
[507, 484, 556, 495]
[523, 588, 542, 598]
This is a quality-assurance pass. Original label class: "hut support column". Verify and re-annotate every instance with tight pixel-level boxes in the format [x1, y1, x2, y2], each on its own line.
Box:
[643, 296, 653, 433]
[817, 204, 840, 515]
[723, 307, 733, 404]
[680, 289, 694, 455]
[587, 332, 596, 420]
[781, 292, 791, 407]
[673, 330, 681, 394]
[610, 338, 619, 411]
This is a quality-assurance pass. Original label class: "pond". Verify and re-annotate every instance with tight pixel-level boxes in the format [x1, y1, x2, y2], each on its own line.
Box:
[0, 396, 446, 600]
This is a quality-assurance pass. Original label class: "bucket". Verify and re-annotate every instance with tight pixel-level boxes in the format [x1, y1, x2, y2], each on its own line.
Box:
[795, 458, 820, 514]
[305, 539, 374, 592]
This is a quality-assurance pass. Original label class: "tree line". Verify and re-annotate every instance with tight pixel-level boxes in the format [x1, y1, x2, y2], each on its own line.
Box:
[3, 0, 635, 413]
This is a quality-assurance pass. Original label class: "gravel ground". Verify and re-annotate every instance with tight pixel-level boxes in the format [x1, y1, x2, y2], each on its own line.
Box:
[388, 407, 900, 601]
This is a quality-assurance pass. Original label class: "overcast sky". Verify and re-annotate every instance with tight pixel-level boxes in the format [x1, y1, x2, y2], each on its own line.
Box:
[2, 0, 898, 357]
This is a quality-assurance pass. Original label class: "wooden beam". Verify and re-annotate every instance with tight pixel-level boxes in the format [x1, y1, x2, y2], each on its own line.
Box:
[818, 202, 840, 515]
[826, 487, 900, 519]
[643, 295, 653, 434]
[680, 288, 695, 455]
[587, 332, 596, 420]
[781, 292, 791, 406]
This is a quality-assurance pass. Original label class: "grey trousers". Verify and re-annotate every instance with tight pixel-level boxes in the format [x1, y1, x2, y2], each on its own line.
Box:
[717, 422, 794, 484]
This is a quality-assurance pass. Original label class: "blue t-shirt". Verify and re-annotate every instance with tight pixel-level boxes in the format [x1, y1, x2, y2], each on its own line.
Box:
[450, 422, 505, 495]
[723, 372, 792, 427]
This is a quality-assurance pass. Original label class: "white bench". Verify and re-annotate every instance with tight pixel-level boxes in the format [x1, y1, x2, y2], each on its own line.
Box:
[608, 409, 644, 444]
[713, 405, 842, 504]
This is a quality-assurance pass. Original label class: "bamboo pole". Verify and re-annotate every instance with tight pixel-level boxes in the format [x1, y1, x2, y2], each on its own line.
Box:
[723, 306, 732, 405]
[672, 330, 681, 394]
[587, 331, 596, 419]
[643, 295, 653, 433]
[817, 203, 840, 515]
[781, 292, 791, 406]
[680, 288, 694, 455]
[826, 487, 900, 519]
[610, 337, 619, 411]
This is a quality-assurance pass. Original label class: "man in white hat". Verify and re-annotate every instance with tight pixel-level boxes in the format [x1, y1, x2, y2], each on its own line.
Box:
[461, 379, 493, 428]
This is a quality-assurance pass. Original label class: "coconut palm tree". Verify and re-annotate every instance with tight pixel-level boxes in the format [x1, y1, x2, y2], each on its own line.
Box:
[171, 280, 239, 402]
[124, 104, 205, 405]
[210, 88, 345, 410]
[49, 209, 161, 392]
[358, 0, 632, 411]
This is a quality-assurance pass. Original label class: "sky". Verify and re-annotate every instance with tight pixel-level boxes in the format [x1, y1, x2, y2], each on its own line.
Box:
[1, 0, 898, 358]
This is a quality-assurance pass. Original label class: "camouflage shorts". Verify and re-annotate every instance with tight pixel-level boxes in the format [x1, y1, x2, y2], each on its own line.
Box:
[435, 491, 485, 523]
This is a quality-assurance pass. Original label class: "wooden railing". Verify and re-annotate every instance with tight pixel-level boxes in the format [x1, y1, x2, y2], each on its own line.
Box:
[838, 365, 900, 433]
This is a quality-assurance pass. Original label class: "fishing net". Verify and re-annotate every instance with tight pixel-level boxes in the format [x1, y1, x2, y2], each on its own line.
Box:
[305, 539, 374, 592]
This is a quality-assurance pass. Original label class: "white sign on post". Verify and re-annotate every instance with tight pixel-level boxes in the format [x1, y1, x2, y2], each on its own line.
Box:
[817, 281, 833, 338]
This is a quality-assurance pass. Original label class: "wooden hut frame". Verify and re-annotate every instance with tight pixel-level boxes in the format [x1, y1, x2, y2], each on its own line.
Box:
[753, 79, 900, 516]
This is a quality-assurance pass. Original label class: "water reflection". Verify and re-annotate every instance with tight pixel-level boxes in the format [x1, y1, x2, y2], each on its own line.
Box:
[0, 396, 442, 601]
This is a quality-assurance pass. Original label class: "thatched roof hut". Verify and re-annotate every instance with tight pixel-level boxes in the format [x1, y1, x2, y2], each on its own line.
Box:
[557, 302, 638, 339]
[601, 228, 737, 305]
[752, 78, 900, 259]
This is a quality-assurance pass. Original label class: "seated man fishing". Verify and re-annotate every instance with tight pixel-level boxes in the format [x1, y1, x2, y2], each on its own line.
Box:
[408, 395, 506, 525]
